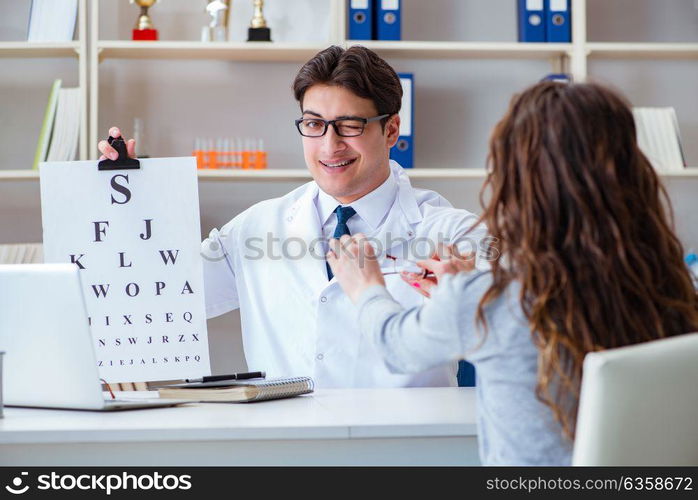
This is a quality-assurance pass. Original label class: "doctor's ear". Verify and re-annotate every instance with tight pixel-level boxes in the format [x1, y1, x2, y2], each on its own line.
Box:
[385, 114, 401, 147]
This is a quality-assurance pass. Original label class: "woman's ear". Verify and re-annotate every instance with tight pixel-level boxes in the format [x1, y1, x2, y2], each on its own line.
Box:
[385, 114, 401, 148]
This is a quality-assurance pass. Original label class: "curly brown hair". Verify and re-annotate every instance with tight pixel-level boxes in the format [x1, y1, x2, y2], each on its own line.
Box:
[475, 81, 698, 440]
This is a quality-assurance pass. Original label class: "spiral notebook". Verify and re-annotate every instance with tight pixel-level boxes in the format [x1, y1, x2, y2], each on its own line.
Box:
[157, 376, 314, 403]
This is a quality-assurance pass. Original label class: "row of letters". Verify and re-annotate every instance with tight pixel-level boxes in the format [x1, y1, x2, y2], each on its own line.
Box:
[97, 354, 204, 367]
[96, 334, 202, 346]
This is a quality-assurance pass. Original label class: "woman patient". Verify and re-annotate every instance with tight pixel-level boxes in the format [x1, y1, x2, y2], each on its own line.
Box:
[327, 81, 698, 465]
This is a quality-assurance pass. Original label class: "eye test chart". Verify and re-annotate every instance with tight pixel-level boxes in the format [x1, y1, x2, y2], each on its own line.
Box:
[39, 157, 210, 383]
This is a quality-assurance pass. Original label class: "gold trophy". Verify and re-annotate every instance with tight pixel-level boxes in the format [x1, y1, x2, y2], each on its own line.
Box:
[247, 0, 271, 42]
[131, 0, 159, 41]
[202, 0, 230, 42]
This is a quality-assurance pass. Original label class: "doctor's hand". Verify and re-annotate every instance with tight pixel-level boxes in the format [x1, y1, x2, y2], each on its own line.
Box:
[327, 233, 386, 304]
[97, 126, 136, 161]
[400, 244, 475, 299]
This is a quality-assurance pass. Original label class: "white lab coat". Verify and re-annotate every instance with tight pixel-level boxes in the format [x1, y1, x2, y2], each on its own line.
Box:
[201, 161, 488, 388]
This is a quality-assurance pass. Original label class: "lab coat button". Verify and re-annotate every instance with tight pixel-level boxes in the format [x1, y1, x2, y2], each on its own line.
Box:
[316, 353, 324, 361]
[320, 296, 327, 303]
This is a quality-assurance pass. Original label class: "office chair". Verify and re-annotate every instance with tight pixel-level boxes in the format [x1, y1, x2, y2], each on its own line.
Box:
[573, 332, 698, 465]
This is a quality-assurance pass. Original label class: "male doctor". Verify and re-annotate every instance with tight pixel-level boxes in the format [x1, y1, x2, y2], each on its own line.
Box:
[99, 45, 487, 388]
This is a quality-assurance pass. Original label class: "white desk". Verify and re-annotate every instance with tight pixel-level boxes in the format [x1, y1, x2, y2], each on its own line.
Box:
[0, 388, 479, 466]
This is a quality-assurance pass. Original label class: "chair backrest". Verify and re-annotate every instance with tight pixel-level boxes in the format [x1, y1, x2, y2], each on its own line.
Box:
[573, 333, 698, 465]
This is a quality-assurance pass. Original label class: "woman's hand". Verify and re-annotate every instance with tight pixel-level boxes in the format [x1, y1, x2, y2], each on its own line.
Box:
[327, 233, 386, 304]
[401, 244, 476, 298]
[98, 126, 136, 160]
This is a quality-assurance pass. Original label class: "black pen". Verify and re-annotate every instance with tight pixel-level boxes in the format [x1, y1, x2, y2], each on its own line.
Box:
[185, 371, 266, 383]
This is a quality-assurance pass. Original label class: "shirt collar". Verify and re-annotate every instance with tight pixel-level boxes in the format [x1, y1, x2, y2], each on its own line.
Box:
[315, 169, 398, 230]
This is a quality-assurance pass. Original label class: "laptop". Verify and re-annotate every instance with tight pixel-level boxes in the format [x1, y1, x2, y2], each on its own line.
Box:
[0, 263, 189, 411]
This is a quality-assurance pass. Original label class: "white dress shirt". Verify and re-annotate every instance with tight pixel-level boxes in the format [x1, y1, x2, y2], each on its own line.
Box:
[316, 171, 398, 244]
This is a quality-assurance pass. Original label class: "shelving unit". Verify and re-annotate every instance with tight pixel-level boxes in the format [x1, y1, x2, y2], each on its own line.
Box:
[586, 42, 698, 59]
[85, 0, 698, 173]
[95, 40, 330, 62]
[88, 0, 350, 154]
[0, 41, 80, 58]
[93, 40, 576, 61]
[345, 40, 574, 59]
[2, 168, 697, 182]
[83, 0, 582, 154]
[124, 167, 698, 181]
[86, 0, 585, 162]
[1, 0, 696, 177]
[0, 0, 88, 161]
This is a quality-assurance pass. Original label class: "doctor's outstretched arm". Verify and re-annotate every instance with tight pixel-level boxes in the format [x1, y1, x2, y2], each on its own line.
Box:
[201, 225, 240, 319]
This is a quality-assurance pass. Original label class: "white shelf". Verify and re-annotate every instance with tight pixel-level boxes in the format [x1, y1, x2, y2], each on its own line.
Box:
[347, 41, 573, 59]
[407, 168, 490, 179]
[204, 167, 698, 180]
[0, 170, 40, 181]
[587, 42, 698, 59]
[0, 169, 489, 181]
[0, 41, 80, 58]
[95, 40, 574, 62]
[658, 168, 698, 177]
[196, 168, 491, 181]
[15, 39, 691, 63]
[4, 168, 698, 182]
[197, 169, 312, 181]
[97, 41, 330, 61]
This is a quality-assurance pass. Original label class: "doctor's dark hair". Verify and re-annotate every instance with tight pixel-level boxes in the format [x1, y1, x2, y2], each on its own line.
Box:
[292, 45, 402, 129]
[474, 81, 698, 442]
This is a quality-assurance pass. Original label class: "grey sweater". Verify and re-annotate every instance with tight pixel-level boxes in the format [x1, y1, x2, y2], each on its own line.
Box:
[356, 271, 573, 465]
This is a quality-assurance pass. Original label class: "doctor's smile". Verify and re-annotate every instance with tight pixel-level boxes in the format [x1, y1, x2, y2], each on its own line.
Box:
[318, 157, 357, 171]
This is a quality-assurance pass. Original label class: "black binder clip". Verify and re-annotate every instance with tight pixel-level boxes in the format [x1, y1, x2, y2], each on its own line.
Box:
[97, 135, 140, 171]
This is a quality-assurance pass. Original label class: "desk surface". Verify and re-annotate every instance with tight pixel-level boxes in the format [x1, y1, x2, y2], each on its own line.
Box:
[0, 387, 479, 466]
[1, 387, 477, 442]
[0, 388, 479, 465]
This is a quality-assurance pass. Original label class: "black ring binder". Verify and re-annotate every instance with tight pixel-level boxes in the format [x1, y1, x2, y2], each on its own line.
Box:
[98, 135, 140, 171]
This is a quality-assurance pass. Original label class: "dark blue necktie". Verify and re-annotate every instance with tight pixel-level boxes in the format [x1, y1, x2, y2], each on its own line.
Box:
[326, 205, 356, 280]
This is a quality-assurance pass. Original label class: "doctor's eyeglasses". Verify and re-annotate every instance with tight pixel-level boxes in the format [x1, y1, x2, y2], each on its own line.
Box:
[295, 114, 390, 137]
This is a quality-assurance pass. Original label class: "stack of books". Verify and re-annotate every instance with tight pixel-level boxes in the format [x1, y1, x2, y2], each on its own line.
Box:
[632, 107, 686, 173]
[27, 0, 78, 42]
[33, 79, 81, 169]
[0, 244, 43, 264]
